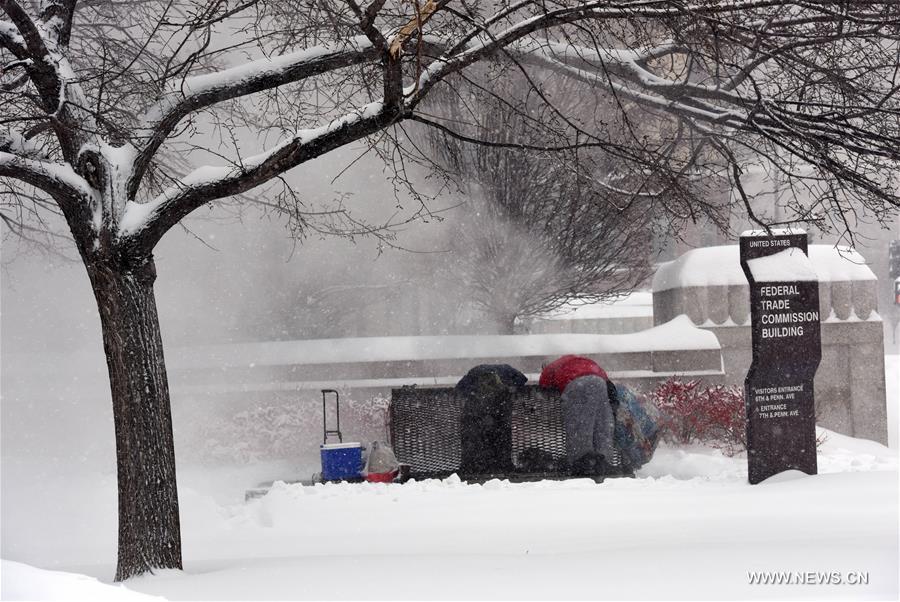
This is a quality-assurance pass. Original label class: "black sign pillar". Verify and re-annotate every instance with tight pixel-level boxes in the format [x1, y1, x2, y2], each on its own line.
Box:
[740, 231, 821, 484]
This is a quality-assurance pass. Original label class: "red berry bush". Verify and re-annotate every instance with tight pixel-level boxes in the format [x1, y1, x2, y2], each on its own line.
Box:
[650, 378, 747, 455]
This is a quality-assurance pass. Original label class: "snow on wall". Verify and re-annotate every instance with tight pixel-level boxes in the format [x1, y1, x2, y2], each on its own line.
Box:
[652, 245, 876, 292]
[540, 291, 654, 321]
[172, 314, 718, 371]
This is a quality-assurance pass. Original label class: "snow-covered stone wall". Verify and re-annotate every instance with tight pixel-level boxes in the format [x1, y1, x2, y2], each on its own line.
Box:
[170, 315, 723, 395]
[652, 245, 887, 445]
[524, 292, 655, 335]
[652, 245, 879, 326]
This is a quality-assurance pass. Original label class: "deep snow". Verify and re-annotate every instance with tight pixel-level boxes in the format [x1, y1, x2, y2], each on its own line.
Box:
[2, 357, 897, 600]
[2, 426, 897, 600]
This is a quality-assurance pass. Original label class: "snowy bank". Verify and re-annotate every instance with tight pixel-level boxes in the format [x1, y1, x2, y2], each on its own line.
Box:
[0, 560, 163, 601]
[3, 426, 896, 601]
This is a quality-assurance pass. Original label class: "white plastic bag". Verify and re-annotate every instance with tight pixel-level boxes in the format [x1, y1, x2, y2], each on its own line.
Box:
[363, 441, 399, 478]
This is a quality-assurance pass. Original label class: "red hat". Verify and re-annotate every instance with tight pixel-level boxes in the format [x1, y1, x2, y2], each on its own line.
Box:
[539, 355, 608, 392]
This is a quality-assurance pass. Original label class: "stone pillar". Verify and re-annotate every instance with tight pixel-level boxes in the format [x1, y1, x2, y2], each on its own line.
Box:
[707, 286, 729, 325]
[831, 281, 853, 320]
[849, 326, 889, 443]
[852, 280, 877, 321]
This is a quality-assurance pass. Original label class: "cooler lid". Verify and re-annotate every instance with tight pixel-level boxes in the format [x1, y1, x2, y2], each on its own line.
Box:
[321, 442, 362, 450]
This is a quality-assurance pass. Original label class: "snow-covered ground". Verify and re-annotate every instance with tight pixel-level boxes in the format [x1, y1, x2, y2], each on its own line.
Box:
[1, 561, 163, 601]
[3, 358, 898, 601]
[2, 432, 897, 600]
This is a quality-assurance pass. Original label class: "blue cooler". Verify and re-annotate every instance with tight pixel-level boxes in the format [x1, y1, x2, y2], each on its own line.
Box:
[320, 442, 363, 481]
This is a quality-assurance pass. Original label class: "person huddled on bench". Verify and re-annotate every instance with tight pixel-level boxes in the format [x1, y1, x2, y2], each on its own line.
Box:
[540, 355, 618, 477]
[455, 364, 527, 475]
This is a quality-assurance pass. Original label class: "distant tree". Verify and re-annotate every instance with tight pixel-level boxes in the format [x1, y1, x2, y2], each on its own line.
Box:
[2, 0, 899, 581]
[425, 73, 656, 332]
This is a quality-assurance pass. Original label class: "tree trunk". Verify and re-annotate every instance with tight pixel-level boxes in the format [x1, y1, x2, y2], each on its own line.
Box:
[86, 256, 182, 581]
[494, 312, 518, 335]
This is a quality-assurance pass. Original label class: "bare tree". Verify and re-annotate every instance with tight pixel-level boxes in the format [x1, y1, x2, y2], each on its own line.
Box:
[2, 0, 899, 580]
[424, 72, 655, 332]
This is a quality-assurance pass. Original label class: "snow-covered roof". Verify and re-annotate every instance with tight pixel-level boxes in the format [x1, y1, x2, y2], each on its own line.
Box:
[172, 315, 718, 370]
[652, 245, 876, 292]
[539, 292, 653, 321]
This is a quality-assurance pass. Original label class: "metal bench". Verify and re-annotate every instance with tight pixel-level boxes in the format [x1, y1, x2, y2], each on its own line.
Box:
[389, 384, 630, 482]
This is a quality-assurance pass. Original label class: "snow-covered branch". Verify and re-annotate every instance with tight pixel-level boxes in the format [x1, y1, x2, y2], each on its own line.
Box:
[0, 18, 26, 55]
[404, 0, 856, 104]
[514, 41, 746, 125]
[2, 0, 899, 256]
[37, 0, 76, 48]
[505, 38, 900, 163]
[0, 129, 49, 159]
[0, 149, 93, 203]
[1, 0, 92, 162]
[129, 36, 379, 201]
[402, 0, 898, 169]
[1, 0, 48, 58]
[121, 99, 392, 249]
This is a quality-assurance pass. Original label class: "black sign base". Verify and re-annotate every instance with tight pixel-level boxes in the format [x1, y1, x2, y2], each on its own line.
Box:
[745, 376, 818, 484]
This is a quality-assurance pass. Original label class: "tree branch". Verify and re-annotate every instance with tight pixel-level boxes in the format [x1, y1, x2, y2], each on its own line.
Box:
[39, 0, 77, 47]
[388, 0, 442, 58]
[0, 18, 26, 56]
[123, 99, 398, 250]
[1, 128, 49, 159]
[128, 36, 379, 201]
[1, 0, 49, 58]
[1, 0, 83, 160]
[508, 40, 900, 164]
[0, 150, 94, 210]
[405, 0, 830, 105]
